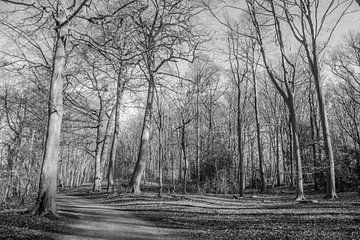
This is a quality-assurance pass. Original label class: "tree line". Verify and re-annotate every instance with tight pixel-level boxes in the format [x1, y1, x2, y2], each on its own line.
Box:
[0, 0, 359, 217]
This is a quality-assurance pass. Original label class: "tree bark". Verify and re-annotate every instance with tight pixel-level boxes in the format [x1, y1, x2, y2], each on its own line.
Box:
[276, 126, 281, 186]
[129, 77, 155, 194]
[157, 99, 164, 197]
[107, 75, 125, 193]
[309, 86, 319, 191]
[289, 121, 294, 186]
[32, 20, 66, 216]
[312, 59, 337, 200]
[158, 124, 163, 197]
[195, 88, 201, 193]
[93, 111, 105, 192]
[237, 81, 245, 197]
[101, 107, 115, 181]
[181, 121, 188, 194]
[288, 102, 305, 201]
[253, 75, 266, 193]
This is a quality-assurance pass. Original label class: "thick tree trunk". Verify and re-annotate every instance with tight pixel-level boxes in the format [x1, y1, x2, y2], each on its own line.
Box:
[32, 27, 66, 216]
[312, 62, 337, 200]
[93, 112, 104, 192]
[288, 103, 305, 201]
[107, 77, 125, 193]
[101, 107, 115, 181]
[309, 88, 319, 191]
[129, 77, 155, 194]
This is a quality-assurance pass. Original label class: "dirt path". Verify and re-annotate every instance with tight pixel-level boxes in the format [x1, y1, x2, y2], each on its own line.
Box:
[53, 193, 185, 240]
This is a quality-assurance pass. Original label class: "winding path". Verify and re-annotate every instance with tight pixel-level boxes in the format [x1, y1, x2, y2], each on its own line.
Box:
[53, 193, 185, 240]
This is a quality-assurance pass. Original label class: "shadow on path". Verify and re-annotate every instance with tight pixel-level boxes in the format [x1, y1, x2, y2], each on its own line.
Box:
[54, 193, 185, 240]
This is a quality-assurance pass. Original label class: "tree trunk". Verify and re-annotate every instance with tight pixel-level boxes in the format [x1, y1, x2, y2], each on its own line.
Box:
[312, 62, 337, 200]
[129, 77, 155, 194]
[32, 24, 66, 216]
[288, 102, 305, 201]
[253, 75, 266, 192]
[289, 121, 294, 186]
[195, 90, 201, 193]
[171, 150, 175, 193]
[280, 123, 287, 185]
[276, 126, 281, 186]
[157, 102, 164, 197]
[181, 122, 188, 194]
[101, 107, 115, 181]
[93, 112, 104, 192]
[107, 76, 125, 193]
[237, 83, 245, 197]
[158, 129, 163, 197]
[309, 87, 319, 191]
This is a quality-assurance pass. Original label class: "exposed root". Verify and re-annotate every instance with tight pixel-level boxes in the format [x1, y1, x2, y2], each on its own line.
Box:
[31, 207, 60, 219]
[295, 195, 306, 202]
[130, 188, 141, 195]
[324, 193, 339, 201]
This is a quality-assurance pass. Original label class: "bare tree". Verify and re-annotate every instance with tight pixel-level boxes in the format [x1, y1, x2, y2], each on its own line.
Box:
[227, 25, 252, 197]
[282, 0, 354, 200]
[128, 0, 199, 194]
[246, 0, 306, 200]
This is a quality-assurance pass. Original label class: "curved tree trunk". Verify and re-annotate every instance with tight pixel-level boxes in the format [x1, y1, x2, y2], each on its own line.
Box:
[129, 77, 155, 194]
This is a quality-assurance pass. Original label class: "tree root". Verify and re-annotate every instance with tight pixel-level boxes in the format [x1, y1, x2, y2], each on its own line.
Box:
[295, 195, 306, 201]
[324, 194, 339, 201]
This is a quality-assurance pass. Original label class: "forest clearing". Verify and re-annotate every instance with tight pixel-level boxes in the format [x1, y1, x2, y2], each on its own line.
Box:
[0, 0, 360, 239]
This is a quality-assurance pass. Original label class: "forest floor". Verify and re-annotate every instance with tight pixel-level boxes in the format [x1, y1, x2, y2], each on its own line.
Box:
[1, 185, 360, 239]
